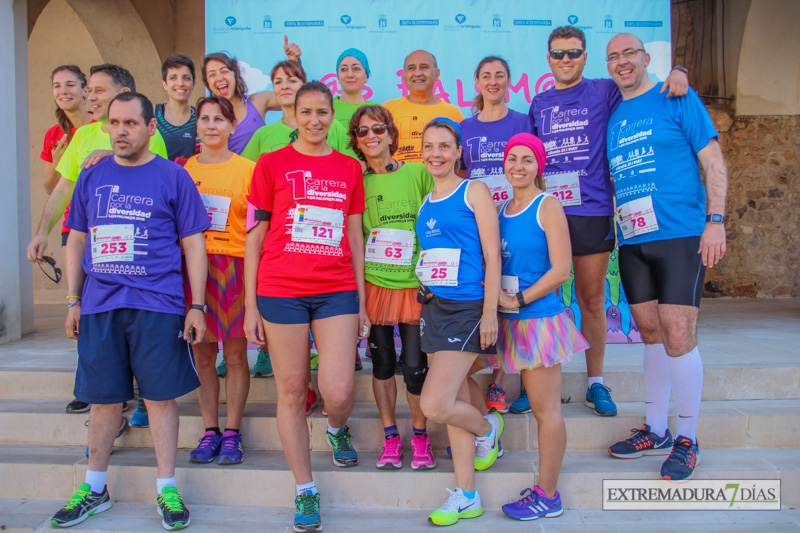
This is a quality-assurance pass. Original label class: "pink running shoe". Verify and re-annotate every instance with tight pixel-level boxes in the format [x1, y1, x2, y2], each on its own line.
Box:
[411, 432, 437, 470]
[376, 434, 403, 469]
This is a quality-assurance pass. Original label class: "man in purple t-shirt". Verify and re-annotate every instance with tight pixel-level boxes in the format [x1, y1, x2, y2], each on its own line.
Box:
[52, 92, 210, 530]
[528, 26, 688, 418]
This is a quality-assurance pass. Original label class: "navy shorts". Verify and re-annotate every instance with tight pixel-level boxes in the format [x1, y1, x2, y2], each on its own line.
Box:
[75, 309, 200, 404]
[420, 295, 496, 355]
[566, 215, 616, 256]
[257, 290, 359, 324]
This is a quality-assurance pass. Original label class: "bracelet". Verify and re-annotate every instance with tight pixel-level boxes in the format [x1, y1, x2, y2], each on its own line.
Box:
[516, 291, 527, 308]
[671, 65, 689, 75]
[67, 301, 80, 308]
[66, 295, 81, 301]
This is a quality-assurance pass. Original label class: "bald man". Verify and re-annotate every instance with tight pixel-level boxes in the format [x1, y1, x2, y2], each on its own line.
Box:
[383, 50, 464, 162]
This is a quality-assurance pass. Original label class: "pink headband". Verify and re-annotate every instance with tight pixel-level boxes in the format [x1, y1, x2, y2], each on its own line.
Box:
[503, 133, 547, 177]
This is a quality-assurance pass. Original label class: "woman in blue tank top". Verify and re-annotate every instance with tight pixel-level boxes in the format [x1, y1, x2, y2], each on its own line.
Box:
[490, 133, 588, 522]
[414, 118, 502, 526]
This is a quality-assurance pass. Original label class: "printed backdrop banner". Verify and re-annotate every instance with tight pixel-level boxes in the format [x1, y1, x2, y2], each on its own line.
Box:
[207, 0, 667, 342]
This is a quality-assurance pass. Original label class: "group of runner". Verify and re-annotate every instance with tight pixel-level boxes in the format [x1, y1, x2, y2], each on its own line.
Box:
[27, 25, 728, 533]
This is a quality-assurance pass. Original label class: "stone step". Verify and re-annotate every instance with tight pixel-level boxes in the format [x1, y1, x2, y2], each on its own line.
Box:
[1, 398, 797, 452]
[3, 499, 798, 533]
[2, 363, 798, 404]
[1, 444, 797, 510]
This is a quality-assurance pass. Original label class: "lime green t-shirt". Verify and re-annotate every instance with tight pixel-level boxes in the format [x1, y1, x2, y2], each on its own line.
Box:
[56, 121, 168, 182]
[333, 96, 379, 130]
[362, 162, 434, 289]
[241, 119, 356, 161]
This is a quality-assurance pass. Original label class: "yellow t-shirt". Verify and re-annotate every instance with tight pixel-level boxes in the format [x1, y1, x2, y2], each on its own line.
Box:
[382, 97, 464, 163]
[183, 153, 255, 258]
[56, 121, 168, 182]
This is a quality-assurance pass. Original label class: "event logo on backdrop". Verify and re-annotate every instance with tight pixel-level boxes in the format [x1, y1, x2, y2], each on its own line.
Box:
[208, 0, 673, 343]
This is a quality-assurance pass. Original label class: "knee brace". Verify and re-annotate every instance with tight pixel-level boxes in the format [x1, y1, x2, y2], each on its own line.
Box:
[402, 364, 427, 395]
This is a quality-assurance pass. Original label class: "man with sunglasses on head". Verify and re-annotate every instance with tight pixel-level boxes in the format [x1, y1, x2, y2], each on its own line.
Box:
[525, 26, 689, 418]
[604, 33, 727, 482]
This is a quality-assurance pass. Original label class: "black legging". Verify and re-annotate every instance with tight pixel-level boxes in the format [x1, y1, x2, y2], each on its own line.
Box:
[369, 323, 428, 395]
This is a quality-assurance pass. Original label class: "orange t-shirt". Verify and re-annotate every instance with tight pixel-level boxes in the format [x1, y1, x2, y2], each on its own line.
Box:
[184, 153, 255, 258]
[382, 97, 464, 163]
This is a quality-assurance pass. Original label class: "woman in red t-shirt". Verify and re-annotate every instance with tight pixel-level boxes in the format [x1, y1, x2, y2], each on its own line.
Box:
[244, 81, 369, 532]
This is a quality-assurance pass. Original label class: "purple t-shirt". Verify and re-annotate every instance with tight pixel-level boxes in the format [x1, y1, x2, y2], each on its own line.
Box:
[529, 77, 621, 216]
[460, 110, 532, 204]
[67, 156, 211, 316]
[227, 96, 266, 155]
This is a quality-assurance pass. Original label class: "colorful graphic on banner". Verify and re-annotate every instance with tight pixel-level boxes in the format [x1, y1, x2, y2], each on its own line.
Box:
[209, 0, 666, 343]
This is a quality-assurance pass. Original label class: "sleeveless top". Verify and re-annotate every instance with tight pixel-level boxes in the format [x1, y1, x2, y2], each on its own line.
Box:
[416, 180, 485, 301]
[155, 103, 197, 161]
[228, 96, 266, 155]
[498, 193, 563, 319]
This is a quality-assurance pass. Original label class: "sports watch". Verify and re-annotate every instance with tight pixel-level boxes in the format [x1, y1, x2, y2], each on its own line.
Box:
[706, 213, 726, 224]
[189, 303, 207, 313]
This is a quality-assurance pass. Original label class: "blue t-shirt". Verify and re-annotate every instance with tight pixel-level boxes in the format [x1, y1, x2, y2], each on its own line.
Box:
[530, 77, 621, 217]
[607, 84, 718, 245]
[416, 180, 485, 301]
[67, 156, 211, 315]
[460, 110, 532, 204]
[498, 193, 563, 320]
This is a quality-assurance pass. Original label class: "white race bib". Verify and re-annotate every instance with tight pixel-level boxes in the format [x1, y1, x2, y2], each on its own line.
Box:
[545, 171, 582, 206]
[291, 204, 344, 247]
[200, 193, 232, 232]
[618, 195, 659, 240]
[478, 174, 513, 206]
[91, 224, 135, 264]
[415, 248, 460, 286]
[500, 275, 520, 314]
[365, 228, 415, 266]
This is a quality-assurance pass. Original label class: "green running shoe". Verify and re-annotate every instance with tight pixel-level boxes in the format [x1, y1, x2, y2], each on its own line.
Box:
[428, 488, 483, 526]
[156, 486, 190, 530]
[51, 483, 111, 528]
[253, 348, 273, 377]
[325, 426, 359, 467]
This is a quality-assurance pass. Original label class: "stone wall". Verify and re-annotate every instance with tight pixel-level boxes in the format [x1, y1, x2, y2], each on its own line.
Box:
[705, 106, 800, 297]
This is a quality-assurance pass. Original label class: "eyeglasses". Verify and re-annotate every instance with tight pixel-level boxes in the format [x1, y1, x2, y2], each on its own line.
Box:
[37, 255, 62, 284]
[352, 124, 388, 137]
[549, 49, 584, 60]
[606, 48, 646, 63]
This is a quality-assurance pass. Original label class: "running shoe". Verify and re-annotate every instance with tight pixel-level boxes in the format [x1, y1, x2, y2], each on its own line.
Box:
[355, 348, 363, 371]
[305, 387, 318, 416]
[252, 348, 273, 377]
[218, 431, 243, 464]
[294, 490, 322, 532]
[189, 431, 221, 463]
[585, 383, 618, 417]
[156, 486, 190, 530]
[325, 426, 359, 467]
[447, 440, 503, 461]
[50, 483, 111, 528]
[310, 350, 319, 371]
[486, 383, 509, 414]
[65, 398, 90, 414]
[411, 432, 437, 470]
[121, 401, 129, 412]
[428, 488, 483, 526]
[509, 388, 531, 414]
[130, 396, 149, 428]
[474, 412, 504, 471]
[661, 436, 700, 482]
[502, 485, 563, 521]
[216, 359, 227, 378]
[608, 425, 673, 459]
[377, 434, 403, 469]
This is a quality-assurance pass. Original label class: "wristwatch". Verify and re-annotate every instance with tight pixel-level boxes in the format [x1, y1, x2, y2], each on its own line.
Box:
[671, 65, 689, 75]
[516, 292, 527, 308]
[189, 303, 207, 313]
[706, 213, 726, 224]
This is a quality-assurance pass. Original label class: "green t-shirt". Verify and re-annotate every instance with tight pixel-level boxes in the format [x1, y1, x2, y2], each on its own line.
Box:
[333, 96, 379, 130]
[241, 119, 356, 161]
[362, 162, 434, 289]
[56, 121, 168, 182]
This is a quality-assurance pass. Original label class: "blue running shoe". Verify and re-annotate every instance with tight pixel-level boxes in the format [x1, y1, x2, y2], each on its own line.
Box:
[502, 485, 563, 521]
[661, 435, 700, 482]
[585, 383, 617, 417]
[216, 360, 227, 378]
[294, 490, 322, 532]
[509, 389, 531, 414]
[130, 396, 149, 428]
[252, 348, 273, 377]
[609, 425, 673, 459]
[326, 426, 359, 467]
[218, 431, 243, 464]
[189, 432, 221, 463]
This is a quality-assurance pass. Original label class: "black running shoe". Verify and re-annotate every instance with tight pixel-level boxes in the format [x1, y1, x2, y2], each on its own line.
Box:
[51, 483, 111, 527]
[156, 486, 191, 530]
[65, 398, 90, 413]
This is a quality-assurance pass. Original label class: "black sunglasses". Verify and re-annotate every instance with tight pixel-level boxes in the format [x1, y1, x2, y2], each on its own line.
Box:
[352, 124, 388, 138]
[549, 49, 584, 60]
[38, 255, 62, 284]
